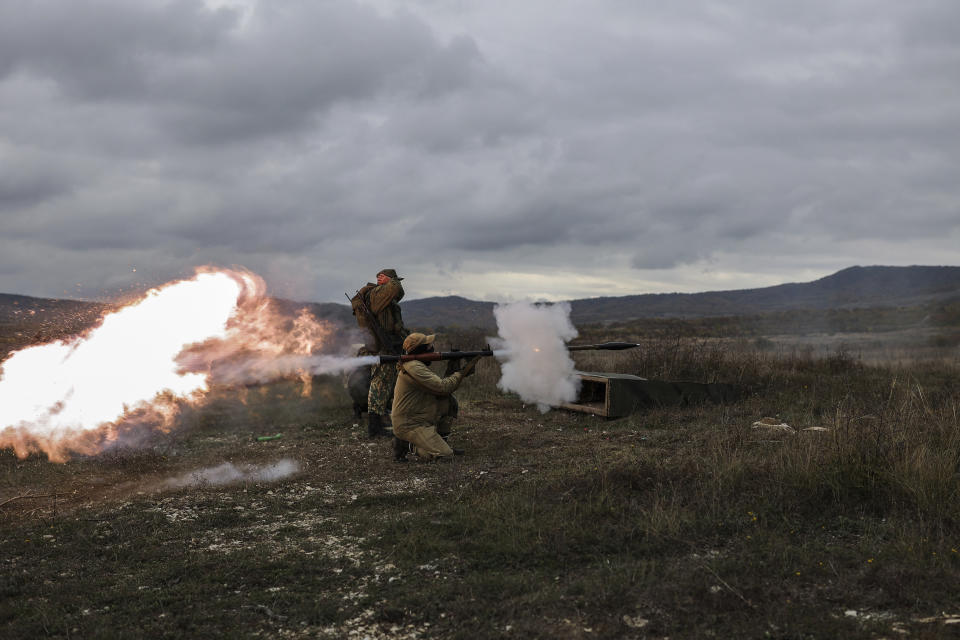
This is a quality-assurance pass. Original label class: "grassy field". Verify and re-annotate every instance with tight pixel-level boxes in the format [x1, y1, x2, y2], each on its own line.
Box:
[2, 331, 960, 639]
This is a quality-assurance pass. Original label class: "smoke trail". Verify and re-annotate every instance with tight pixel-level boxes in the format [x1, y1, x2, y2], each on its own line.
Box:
[201, 353, 379, 386]
[161, 458, 300, 489]
[490, 302, 580, 412]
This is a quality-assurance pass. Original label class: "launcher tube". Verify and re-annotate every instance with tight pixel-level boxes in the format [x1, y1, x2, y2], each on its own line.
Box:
[376, 341, 640, 364]
[566, 341, 641, 351]
[376, 350, 494, 364]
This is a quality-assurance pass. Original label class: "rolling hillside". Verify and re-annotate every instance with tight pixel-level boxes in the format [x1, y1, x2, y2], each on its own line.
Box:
[402, 265, 960, 329]
[3, 266, 960, 348]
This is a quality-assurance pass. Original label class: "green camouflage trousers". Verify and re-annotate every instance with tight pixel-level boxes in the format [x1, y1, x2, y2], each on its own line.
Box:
[367, 363, 398, 415]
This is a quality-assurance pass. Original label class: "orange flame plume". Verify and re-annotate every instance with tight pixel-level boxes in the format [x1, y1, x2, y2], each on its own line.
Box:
[0, 267, 331, 462]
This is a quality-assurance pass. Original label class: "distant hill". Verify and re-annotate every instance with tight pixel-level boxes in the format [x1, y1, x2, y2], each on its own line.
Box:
[402, 295, 498, 331]
[402, 266, 960, 330]
[0, 293, 356, 354]
[0, 293, 105, 324]
[268, 298, 355, 326]
[0, 294, 108, 351]
[3, 267, 960, 349]
[568, 265, 960, 325]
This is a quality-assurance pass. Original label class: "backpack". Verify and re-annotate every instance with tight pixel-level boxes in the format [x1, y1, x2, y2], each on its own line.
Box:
[351, 284, 376, 329]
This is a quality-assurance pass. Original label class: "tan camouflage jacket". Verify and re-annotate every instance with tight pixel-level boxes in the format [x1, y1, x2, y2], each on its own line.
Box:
[359, 278, 408, 352]
[391, 361, 463, 431]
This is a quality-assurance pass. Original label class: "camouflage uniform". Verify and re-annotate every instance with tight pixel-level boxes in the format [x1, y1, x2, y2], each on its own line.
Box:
[363, 274, 407, 415]
[368, 362, 398, 417]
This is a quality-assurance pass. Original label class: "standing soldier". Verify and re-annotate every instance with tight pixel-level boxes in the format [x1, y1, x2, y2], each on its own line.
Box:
[351, 268, 409, 438]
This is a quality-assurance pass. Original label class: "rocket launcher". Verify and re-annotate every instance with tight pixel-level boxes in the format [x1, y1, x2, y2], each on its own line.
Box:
[375, 341, 641, 364]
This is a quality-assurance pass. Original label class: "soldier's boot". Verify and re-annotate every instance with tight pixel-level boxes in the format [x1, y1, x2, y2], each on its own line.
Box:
[393, 437, 410, 463]
[368, 413, 390, 439]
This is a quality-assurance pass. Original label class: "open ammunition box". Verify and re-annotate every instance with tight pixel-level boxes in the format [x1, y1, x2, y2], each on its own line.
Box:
[562, 372, 739, 418]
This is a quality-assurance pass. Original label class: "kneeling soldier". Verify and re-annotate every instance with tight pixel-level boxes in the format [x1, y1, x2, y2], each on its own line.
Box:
[391, 333, 481, 462]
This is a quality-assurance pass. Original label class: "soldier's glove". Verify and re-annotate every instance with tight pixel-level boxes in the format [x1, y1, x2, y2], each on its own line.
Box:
[444, 348, 463, 377]
[461, 355, 483, 378]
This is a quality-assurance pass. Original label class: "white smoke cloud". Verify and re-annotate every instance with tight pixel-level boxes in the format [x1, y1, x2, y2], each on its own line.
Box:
[490, 301, 580, 412]
[161, 458, 300, 489]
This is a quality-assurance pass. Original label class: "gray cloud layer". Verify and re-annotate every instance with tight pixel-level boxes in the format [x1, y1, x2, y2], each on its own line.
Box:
[1, 0, 957, 303]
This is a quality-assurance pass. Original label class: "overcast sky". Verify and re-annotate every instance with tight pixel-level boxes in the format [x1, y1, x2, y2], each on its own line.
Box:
[1, 0, 958, 304]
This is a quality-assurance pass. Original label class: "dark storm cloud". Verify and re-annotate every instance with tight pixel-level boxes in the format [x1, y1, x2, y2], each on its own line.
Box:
[0, 0, 235, 98]
[0, 160, 74, 209]
[154, 5, 483, 143]
[0, 0, 481, 142]
[0, 0, 957, 303]
[165, 204, 331, 253]
[898, 1, 960, 46]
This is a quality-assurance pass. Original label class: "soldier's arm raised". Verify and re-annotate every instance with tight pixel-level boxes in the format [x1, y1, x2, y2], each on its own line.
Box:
[368, 279, 404, 314]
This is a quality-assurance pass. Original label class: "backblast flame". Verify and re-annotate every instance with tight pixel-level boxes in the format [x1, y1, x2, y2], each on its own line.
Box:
[0, 268, 328, 462]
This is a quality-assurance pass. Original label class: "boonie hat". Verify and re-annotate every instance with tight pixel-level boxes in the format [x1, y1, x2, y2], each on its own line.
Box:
[377, 268, 403, 280]
[402, 333, 435, 353]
